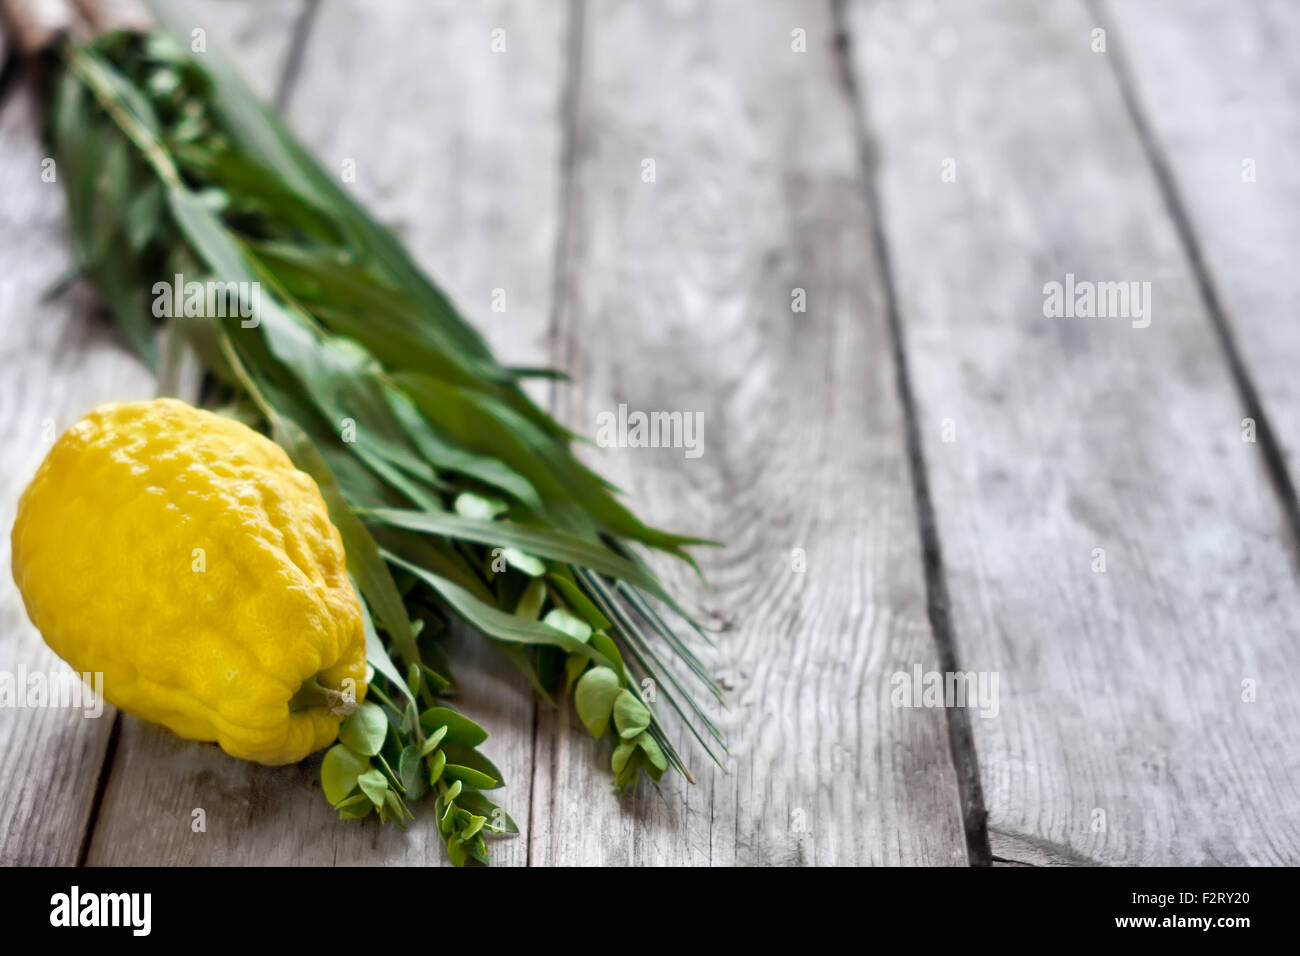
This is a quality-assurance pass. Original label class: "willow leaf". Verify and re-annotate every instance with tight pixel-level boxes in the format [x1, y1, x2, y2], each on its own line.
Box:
[385, 388, 540, 508]
[363, 508, 674, 601]
[383, 551, 614, 670]
[357, 588, 416, 710]
[374, 528, 494, 605]
[396, 372, 712, 556]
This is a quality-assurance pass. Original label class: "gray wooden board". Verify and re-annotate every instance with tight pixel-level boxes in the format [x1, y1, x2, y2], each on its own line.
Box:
[9, 0, 1293, 868]
[528, 0, 969, 865]
[1099, 0, 1300, 481]
[85, 0, 567, 865]
[845, 0, 1300, 864]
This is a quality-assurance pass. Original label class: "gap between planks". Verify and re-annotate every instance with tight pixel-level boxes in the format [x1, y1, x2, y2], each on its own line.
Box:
[528, 0, 968, 867]
[1087, 0, 1300, 565]
[831, 0, 991, 867]
[843, 0, 1300, 865]
[273, 0, 320, 113]
[527, 0, 588, 868]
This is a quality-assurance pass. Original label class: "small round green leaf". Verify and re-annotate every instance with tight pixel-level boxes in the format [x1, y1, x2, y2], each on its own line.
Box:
[614, 751, 641, 791]
[635, 732, 668, 772]
[383, 788, 407, 825]
[428, 748, 447, 785]
[338, 799, 373, 821]
[418, 707, 489, 746]
[460, 814, 487, 841]
[442, 764, 500, 790]
[454, 492, 508, 520]
[543, 607, 592, 643]
[613, 689, 652, 740]
[419, 724, 449, 756]
[321, 744, 369, 806]
[337, 701, 388, 756]
[502, 548, 546, 577]
[356, 767, 389, 806]
[612, 740, 636, 775]
[398, 743, 428, 800]
[445, 836, 468, 868]
[574, 666, 622, 738]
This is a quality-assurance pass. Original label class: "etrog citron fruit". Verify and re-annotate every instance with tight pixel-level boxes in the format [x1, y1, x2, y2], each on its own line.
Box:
[10, 398, 368, 765]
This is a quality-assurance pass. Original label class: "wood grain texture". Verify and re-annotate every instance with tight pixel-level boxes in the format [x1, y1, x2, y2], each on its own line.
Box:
[1099, 0, 1300, 479]
[0, 87, 153, 865]
[86, 0, 568, 866]
[845, 0, 1300, 864]
[529, 0, 969, 866]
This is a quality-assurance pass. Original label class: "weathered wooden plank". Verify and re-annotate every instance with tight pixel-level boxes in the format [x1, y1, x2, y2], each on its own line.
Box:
[1099, 0, 1300, 482]
[86, 0, 568, 865]
[183, 0, 307, 105]
[845, 0, 1300, 864]
[529, 0, 969, 865]
[0, 84, 154, 865]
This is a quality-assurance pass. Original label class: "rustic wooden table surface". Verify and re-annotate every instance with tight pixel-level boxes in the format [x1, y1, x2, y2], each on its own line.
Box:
[2, 0, 1298, 867]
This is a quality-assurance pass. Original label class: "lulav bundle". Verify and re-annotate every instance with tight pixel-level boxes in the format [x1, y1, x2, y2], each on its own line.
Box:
[42, 17, 722, 865]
